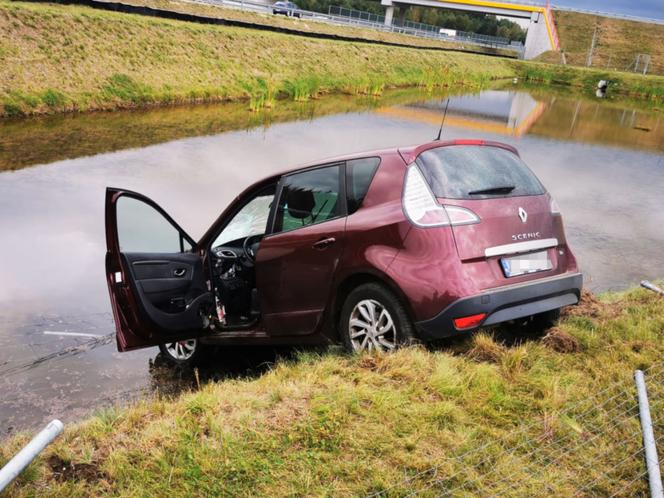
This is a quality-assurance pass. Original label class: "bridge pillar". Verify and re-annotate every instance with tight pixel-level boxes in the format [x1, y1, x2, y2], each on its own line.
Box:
[384, 6, 394, 26]
[523, 11, 553, 60]
[381, 0, 394, 26]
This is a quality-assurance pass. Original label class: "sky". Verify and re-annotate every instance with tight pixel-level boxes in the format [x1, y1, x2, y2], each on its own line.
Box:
[550, 0, 662, 20]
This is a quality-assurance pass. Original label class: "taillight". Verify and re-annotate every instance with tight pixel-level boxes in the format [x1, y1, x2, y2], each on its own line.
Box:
[550, 197, 561, 215]
[403, 166, 480, 228]
[453, 313, 487, 330]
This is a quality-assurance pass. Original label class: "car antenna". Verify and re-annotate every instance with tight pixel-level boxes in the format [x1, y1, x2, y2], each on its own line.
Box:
[435, 98, 450, 141]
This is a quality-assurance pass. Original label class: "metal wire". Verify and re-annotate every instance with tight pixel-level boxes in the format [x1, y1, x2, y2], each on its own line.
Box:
[369, 363, 664, 498]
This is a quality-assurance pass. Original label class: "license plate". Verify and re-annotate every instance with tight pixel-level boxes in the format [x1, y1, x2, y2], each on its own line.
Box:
[500, 250, 552, 278]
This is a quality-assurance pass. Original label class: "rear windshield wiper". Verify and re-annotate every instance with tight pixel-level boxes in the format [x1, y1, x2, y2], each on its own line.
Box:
[468, 186, 516, 195]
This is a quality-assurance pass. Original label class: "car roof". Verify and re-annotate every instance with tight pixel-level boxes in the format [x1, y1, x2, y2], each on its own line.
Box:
[252, 139, 519, 186]
[197, 139, 519, 246]
[288, 139, 518, 171]
[397, 139, 519, 164]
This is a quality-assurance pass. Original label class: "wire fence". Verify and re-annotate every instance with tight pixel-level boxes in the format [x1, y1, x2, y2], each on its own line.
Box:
[551, 4, 664, 26]
[368, 362, 664, 497]
[327, 5, 521, 50]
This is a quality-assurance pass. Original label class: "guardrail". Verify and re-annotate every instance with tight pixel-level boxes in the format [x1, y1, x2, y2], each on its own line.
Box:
[327, 5, 519, 50]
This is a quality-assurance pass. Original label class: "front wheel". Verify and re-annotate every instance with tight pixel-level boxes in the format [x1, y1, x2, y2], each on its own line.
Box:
[339, 283, 416, 353]
[158, 339, 204, 367]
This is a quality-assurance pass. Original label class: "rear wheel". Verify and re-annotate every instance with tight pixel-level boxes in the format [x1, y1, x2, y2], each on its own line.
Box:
[158, 339, 204, 367]
[339, 283, 416, 353]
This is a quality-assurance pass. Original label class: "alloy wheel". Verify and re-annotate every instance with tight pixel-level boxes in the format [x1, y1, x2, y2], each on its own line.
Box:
[164, 339, 197, 360]
[349, 299, 397, 352]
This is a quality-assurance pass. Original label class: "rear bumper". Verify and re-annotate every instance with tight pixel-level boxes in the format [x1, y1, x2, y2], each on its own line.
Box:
[415, 272, 583, 340]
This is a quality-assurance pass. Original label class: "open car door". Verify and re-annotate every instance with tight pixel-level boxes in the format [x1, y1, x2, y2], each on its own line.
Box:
[105, 188, 212, 352]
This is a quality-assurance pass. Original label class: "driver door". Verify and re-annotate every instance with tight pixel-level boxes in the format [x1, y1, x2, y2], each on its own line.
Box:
[105, 188, 212, 352]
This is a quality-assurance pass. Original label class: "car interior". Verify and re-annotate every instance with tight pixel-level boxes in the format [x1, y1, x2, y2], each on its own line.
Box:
[209, 185, 276, 329]
[209, 178, 340, 330]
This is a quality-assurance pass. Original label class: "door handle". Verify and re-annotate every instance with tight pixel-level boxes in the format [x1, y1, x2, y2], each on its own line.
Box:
[312, 237, 336, 250]
[173, 268, 187, 277]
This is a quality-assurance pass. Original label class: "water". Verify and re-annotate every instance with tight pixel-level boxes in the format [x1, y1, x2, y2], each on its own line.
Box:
[0, 86, 662, 435]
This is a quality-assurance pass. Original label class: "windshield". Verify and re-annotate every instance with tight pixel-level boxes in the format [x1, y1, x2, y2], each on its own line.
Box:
[416, 145, 545, 200]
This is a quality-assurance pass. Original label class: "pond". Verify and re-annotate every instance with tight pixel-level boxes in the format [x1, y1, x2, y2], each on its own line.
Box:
[0, 85, 662, 435]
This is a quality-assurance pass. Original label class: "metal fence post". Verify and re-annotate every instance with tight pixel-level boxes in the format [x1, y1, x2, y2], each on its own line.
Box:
[0, 420, 64, 492]
[635, 370, 664, 498]
[642, 281, 664, 297]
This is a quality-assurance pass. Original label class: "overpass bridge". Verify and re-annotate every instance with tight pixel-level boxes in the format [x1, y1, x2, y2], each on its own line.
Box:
[381, 0, 560, 59]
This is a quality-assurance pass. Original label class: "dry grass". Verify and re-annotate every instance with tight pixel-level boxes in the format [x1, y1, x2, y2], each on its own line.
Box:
[119, 0, 508, 54]
[3, 1, 661, 119]
[0, 0, 514, 117]
[541, 10, 664, 76]
[1, 284, 663, 496]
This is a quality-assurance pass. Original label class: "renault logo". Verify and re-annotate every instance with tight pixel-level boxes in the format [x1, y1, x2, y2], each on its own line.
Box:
[518, 207, 528, 223]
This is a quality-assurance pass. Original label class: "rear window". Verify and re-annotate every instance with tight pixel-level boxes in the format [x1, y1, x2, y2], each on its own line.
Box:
[416, 145, 545, 200]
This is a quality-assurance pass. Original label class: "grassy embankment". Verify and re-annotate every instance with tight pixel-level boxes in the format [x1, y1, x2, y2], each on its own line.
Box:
[531, 10, 664, 101]
[539, 10, 664, 76]
[2, 1, 664, 118]
[1, 285, 664, 496]
[111, 0, 511, 54]
[0, 0, 514, 118]
[514, 61, 664, 104]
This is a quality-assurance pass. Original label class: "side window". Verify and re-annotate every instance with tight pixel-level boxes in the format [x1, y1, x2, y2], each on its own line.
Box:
[346, 157, 380, 215]
[116, 196, 192, 253]
[274, 164, 342, 233]
[212, 188, 275, 247]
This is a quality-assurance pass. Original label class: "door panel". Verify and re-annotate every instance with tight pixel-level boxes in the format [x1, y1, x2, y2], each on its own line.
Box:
[255, 163, 347, 336]
[122, 252, 209, 331]
[256, 217, 346, 335]
[105, 188, 211, 352]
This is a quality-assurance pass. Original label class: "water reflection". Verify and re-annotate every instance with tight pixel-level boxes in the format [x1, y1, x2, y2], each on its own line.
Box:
[0, 86, 662, 435]
[379, 88, 663, 152]
[378, 90, 546, 137]
[0, 88, 454, 172]
[1, 87, 661, 172]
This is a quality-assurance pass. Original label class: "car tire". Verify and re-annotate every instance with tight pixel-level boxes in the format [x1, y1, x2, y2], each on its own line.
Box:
[339, 283, 416, 353]
[158, 339, 205, 367]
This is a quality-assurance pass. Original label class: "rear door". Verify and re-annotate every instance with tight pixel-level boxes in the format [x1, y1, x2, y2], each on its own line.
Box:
[105, 188, 211, 352]
[255, 163, 346, 336]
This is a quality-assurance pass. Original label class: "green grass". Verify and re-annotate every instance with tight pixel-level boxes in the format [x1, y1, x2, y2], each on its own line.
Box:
[1, 284, 663, 496]
[2, 1, 662, 118]
[0, 0, 515, 117]
[514, 61, 664, 103]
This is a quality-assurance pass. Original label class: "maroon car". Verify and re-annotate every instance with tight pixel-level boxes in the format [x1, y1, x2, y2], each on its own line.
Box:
[105, 139, 582, 364]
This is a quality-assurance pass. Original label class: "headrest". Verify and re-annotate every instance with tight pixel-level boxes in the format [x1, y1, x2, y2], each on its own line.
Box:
[287, 188, 315, 219]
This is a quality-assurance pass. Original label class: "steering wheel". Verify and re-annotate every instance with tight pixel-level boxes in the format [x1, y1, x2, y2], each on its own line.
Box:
[242, 234, 263, 264]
